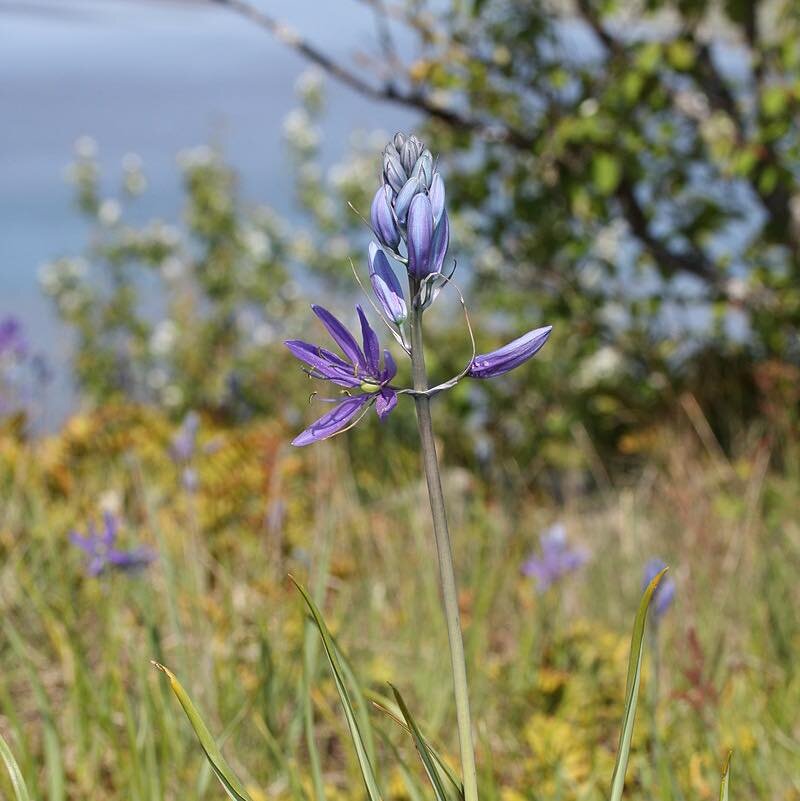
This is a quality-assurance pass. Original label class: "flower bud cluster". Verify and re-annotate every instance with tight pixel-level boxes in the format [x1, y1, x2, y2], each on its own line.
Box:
[368, 134, 451, 322]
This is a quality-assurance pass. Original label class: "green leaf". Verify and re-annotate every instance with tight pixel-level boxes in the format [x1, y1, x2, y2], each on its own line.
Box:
[4, 621, 64, 801]
[609, 567, 668, 801]
[667, 40, 695, 70]
[370, 692, 463, 800]
[390, 685, 450, 801]
[0, 731, 32, 801]
[592, 153, 622, 196]
[153, 662, 254, 801]
[719, 751, 732, 801]
[291, 576, 384, 801]
[761, 85, 787, 119]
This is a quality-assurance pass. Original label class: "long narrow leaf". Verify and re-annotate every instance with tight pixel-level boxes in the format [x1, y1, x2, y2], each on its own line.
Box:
[370, 693, 463, 799]
[376, 727, 427, 801]
[390, 684, 450, 801]
[719, 751, 732, 801]
[0, 731, 32, 801]
[4, 621, 65, 801]
[609, 567, 668, 801]
[290, 576, 383, 801]
[153, 662, 253, 801]
[332, 635, 378, 769]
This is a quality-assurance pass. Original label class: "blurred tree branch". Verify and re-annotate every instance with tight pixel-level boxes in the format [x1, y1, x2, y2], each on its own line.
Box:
[209, 0, 736, 292]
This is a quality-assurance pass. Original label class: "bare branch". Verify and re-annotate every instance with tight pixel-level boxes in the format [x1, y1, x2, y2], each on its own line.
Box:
[208, 0, 524, 146]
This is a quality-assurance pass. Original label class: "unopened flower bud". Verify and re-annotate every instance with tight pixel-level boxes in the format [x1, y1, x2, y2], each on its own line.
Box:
[383, 146, 407, 194]
[370, 185, 400, 249]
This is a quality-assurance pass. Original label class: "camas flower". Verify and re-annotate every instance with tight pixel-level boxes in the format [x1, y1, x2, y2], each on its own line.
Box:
[285, 305, 398, 446]
[70, 512, 155, 577]
[642, 558, 675, 619]
[522, 522, 589, 593]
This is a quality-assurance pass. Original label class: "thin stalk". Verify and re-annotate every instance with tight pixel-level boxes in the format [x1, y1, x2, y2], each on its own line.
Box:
[409, 302, 479, 801]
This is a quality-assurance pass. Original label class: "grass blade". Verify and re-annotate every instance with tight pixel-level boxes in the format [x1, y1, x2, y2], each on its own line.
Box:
[4, 621, 65, 801]
[290, 576, 383, 801]
[152, 662, 253, 801]
[609, 567, 668, 801]
[390, 684, 450, 801]
[371, 692, 463, 799]
[0, 731, 32, 801]
[719, 751, 732, 801]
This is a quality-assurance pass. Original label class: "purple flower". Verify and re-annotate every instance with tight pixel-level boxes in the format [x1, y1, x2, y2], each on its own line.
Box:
[285, 305, 398, 446]
[0, 317, 28, 359]
[522, 522, 589, 593]
[70, 512, 155, 577]
[171, 411, 200, 463]
[468, 326, 553, 379]
[642, 558, 675, 619]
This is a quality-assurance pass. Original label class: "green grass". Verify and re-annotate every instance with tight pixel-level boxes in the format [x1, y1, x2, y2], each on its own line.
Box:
[0, 406, 798, 800]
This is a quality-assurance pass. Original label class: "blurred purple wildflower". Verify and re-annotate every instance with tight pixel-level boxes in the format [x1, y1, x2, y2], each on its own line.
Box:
[285, 304, 398, 446]
[171, 411, 199, 463]
[170, 411, 200, 491]
[0, 317, 28, 359]
[522, 522, 589, 593]
[642, 558, 676, 619]
[70, 512, 155, 577]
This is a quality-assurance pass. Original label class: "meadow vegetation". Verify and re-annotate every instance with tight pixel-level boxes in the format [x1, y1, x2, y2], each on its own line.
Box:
[3, 0, 800, 798]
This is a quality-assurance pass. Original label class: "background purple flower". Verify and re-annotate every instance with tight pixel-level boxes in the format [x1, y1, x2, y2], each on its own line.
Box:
[171, 411, 200, 463]
[522, 522, 589, 593]
[643, 558, 676, 619]
[0, 317, 29, 359]
[70, 512, 155, 577]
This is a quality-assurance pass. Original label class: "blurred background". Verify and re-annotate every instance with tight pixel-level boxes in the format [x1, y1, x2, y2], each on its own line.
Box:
[1, 1, 799, 800]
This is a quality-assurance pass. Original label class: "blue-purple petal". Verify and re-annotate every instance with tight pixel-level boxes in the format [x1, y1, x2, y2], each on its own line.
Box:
[285, 340, 360, 387]
[429, 173, 445, 226]
[382, 348, 397, 381]
[370, 185, 400, 250]
[312, 305, 366, 370]
[412, 151, 433, 188]
[375, 388, 397, 419]
[292, 394, 372, 447]
[356, 305, 380, 376]
[368, 243, 407, 324]
[468, 325, 553, 379]
[383, 149, 407, 193]
[394, 176, 421, 224]
[108, 547, 155, 571]
[430, 210, 450, 275]
[407, 194, 433, 278]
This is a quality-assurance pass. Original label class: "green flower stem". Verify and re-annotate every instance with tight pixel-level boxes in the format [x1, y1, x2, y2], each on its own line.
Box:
[409, 303, 479, 801]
